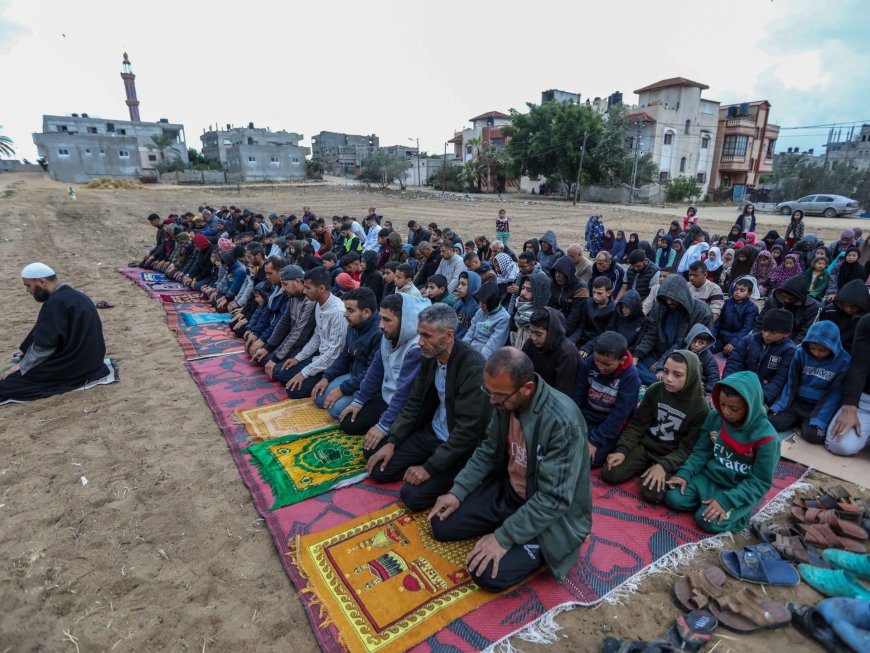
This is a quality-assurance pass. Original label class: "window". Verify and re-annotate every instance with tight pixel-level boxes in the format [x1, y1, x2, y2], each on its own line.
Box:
[106, 122, 115, 132]
[291, 157, 300, 165]
[679, 157, 686, 172]
[701, 135, 710, 149]
[87, 127, 97, 134]
[465, 144, 472, 155]
[119, 149, 130, 158]
[659, 171, 670, 183]
[223, 139, 232, 146]
[270, 156, 280, 165]
[118, 129, 127, 135]
[85, 149, 92, 156]
[57, 148, 70, 157]
[99, 148, 105, 155]
[148, 154, 157, 162]
[247, 156, 256, 165]
[722, 135, 749, 157]
[663, 131, 674, 145]
[696, 172, 707, 183]
[56, 125, 67, 132]
[684, 120, 691, 134]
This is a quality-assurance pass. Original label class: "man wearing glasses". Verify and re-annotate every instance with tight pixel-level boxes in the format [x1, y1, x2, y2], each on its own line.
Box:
[429, 347, 592, 592]
[366, 303, 492, 511]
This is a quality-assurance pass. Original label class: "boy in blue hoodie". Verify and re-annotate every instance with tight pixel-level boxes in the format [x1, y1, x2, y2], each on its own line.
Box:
[462, 281, 510, 359]
[723, 309, 795, 408]
[612, 289, 645, 350]
[712, 278, 759, 354]
[769, 320, 851, 443]
[665, 372, 779, 533]
[573, 331, 641, 467]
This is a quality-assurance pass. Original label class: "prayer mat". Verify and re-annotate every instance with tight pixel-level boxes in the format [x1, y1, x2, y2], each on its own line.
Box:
[148, 281, 188, 291]
[295, 505, 499, 653]
[175, 322, 246, 360]
[163, 302, 212, 330]
[159, 292, 208, 304]
[236, 398, 338, 441]
[246, 426, 367, 509]
[142, 272, 167, 282]
[181, 312, 233, 326]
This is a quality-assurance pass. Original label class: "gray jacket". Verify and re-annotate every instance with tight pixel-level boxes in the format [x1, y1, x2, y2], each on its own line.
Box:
[267, 295, 316, 361]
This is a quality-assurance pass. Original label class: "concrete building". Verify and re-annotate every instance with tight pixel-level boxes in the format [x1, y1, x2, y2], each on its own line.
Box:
[709, 101, 780, 189]
[199, 124, 309, 180]
[32, 53, 188, 183]
[449, 111, 512, 164]
[542, 89, 581, 104]
[33, 114, 187, 183]
[311, 131, 379, 175]
[822, 124, 870, 171]
[628, 77, 720, 193]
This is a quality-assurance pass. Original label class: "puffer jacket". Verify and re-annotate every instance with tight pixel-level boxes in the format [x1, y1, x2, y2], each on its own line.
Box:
[753, 275, 821, 345]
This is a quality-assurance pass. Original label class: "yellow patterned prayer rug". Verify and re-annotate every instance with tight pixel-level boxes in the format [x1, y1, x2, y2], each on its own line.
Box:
[236, 398, 337, 441]
[245, 427, 367, 509]
[295, 505, 499, 653]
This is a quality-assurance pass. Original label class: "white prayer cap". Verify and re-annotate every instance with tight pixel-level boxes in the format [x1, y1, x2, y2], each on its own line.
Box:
[21, 262, 56, 279]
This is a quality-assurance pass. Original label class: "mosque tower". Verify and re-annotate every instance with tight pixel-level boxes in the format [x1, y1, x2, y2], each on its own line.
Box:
[120, 52, 141, 122]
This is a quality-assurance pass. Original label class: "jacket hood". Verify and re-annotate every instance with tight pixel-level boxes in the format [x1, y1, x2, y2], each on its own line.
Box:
[541, 306, 567, 351]
[473, 281, 501, 313]
[522, 270, 552, 308]
[616, 289, 643, 320]
[539, 230, 559, 251]
[386, 232, 403, 250]
[656, 274, 694, 313]
[730, 274, 760, 300]
[802, 320, 844, 358]
[835, 278, 870, 313]
[668, 349, 704, 400]
[684, 323, 715, 352]
[774, 275, 809, 304]
[396, 294, 431, 348]
[712, 371, 769, 434]
[550, 255, 577, 282]
[460, 269, 482, 297]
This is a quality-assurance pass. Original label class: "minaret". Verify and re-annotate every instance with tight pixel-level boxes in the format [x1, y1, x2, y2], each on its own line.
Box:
[120, 52, 141, 122]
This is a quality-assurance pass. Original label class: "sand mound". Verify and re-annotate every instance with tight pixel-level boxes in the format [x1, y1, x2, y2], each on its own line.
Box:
[86, 178, 146, 190]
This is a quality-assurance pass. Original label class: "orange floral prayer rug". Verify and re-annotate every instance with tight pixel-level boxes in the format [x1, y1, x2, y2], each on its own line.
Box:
[295, 505, 499, 653]
[237, 398, 338, 442]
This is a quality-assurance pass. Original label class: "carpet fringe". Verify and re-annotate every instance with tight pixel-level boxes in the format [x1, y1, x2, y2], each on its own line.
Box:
[746, 469, 813, 529]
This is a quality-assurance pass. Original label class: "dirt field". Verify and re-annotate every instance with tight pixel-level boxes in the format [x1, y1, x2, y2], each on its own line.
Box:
[1, 173, 866, 653]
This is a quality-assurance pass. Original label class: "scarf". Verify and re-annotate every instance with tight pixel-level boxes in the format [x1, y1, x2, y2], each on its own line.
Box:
[750, 251, 776, 286]
[705, 249, 723, 272]
[729, 246, 757, 280]
[769, 253, 804, 287]
[493, 253, 518, 285]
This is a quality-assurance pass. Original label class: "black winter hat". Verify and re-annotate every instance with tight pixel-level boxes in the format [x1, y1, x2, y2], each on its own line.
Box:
[762, 308, 794, 333]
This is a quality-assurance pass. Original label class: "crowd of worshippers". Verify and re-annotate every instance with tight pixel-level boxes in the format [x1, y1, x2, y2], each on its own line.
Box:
[132, 202, 870, 591]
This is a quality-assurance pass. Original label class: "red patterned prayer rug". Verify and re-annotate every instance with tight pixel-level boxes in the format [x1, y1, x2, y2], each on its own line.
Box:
[186, 354, 809, 653]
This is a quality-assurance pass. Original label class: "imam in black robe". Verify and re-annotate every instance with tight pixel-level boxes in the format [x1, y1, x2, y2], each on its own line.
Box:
[0, 285, 108, 402]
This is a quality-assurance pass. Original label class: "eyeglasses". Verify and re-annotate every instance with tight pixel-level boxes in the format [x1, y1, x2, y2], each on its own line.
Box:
[480, 384, 521, 407]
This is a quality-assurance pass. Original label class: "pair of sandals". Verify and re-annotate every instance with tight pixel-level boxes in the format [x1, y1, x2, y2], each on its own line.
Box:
[673, 565, 791, 632]
[601, 610, 717, 653]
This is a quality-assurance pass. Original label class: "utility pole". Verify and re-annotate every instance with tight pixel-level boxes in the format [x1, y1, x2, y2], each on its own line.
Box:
[572, 131, 589, 206]
[409, 137, 421, 188]
[442, 142, 447, 191]
[629, 118, 643, 204]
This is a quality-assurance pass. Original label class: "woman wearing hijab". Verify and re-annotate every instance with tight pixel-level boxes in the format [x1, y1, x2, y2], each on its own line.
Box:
[769, 243, 785, 266]
[827, 229, 857, 260]
[677, 241, 710, 274]
[585, 215, 606, 257]
[654, 235, 676, 269]
[769, 252, 804, 289]
[638, 239, 656, 262]
[783, 209, 805, 248]
[623, 232, 640, 261]
[762, 230, 780, 251]
[611, 230, 628, 262]
[751, 250, 777, 297]
[599, 229, 616, 256]
[726, 224, 742, 243]
[720, 248, 735, 285]
[670, 239, 685, 269]
[704, 246, 724, 285]
[728, 245, 757, 286]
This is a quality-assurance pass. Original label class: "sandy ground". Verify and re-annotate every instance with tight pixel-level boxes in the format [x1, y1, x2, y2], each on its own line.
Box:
[1, 173, 866, 653]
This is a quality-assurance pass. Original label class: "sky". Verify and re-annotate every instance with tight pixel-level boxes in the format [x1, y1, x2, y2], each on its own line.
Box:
[2, 0, 869, 161]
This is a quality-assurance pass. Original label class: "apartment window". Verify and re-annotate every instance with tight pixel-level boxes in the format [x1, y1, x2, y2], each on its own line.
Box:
[270, 156, 280, 165]
[684, 120, 691, 134]
[659, 171, 670, 183]
[85, 149, 92, 156]
[57, 148, 70, 157]
[57, 125, 67, 132]
[223, 139, 232, 146]
[118, 129, 127, 135]
[119, 149, 130, 158]
[663, 131, 674, 145]
[679, 157, 686, 173]
[696, 172, 707, 183]
[701, 135, 710, 149]
[148, 154, 157, 162]
[99, 148, 105, 156]
[106, 122, 115, 132]
[247, 156, 256, 165]
[87, 127, 97, 134]
[722, 135, 749, 157]
[291, 157, 300, 165]
[465, 144, 472, 155]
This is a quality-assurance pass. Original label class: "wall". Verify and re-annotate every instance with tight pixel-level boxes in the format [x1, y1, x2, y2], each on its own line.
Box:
[226, 143, 309, 181]
[579, 182, 663, 204]
[0, 160, 43, 173]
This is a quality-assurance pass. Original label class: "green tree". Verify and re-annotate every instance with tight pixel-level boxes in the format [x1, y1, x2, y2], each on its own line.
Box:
[503, 101, 601, 198]
[358, 151, 411, 189]
[306, 157, 325, 180]
[149, 132, 176, 164]
[665, 176, 702, 202]
[465, 146, 511, 193]
[0, 125, 14, 158]
[769, 154, 870, 207]
[428, 164, 469, 192]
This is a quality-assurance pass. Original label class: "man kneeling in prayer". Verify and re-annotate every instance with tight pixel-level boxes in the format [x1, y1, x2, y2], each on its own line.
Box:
[1, 263, 109, 403]
[429, 347, 592, 591]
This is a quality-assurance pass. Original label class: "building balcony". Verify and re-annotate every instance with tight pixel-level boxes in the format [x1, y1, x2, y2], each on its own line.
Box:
[725, 118, 756, 129]
[720, 154, 747, 163]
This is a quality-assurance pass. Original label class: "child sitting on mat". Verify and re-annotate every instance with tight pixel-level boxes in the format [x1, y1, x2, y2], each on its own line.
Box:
[664, 372, 779, 533]
[768, 320, 851, 444]
[602, 350, 709, 502]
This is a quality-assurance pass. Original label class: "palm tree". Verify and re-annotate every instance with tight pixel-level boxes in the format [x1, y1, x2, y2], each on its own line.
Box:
[149, 132, 175, 164]
[0, 125, 15, 158]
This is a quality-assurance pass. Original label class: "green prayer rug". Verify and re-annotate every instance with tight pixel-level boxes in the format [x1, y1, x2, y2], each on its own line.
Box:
[245, 426, 367, 509]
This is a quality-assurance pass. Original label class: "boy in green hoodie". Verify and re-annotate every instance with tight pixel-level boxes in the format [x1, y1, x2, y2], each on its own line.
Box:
[603, 350, 710, 502]
[664, 372, 779, 533]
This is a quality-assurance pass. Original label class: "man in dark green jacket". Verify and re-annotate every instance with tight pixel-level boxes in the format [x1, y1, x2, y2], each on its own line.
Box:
[428, 347, 592, 591]
[367, 303, 492, 511]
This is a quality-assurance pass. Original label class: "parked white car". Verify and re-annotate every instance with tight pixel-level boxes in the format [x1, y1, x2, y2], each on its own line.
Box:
[776, 194, 860, 218]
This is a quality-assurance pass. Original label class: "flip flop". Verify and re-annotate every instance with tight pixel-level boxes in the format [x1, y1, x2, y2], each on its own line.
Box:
[788, 603, 847, 653]
[798, 523, 868, 553]
[708, 587, 791, 633]
[824, 485, 851, 501]
[673, 565, 727, 611]
[792, 507, 869, 540]
[664, 609, 718, 653]
[794, 495, 839, 510]
[822, 550, 870, 580]
[720, 544, 800, 585]
[798, 564, 870, 600]
[95, 300, 115, 309]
